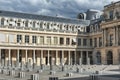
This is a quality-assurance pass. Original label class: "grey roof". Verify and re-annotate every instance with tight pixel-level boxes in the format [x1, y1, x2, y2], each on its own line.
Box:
[0, 10, 90, 25]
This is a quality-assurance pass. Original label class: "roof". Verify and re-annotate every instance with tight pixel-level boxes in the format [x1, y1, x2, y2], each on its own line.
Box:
[0, 10, 90, 26]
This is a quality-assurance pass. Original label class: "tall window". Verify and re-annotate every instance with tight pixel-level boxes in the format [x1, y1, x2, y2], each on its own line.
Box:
[25, 21, 28, 27]
[78, 38, 81, 46]
[40, 22, 43, 28]
[83, 39, 87, 46]
[32, 36, 37, 43]
[109, 11, 113, 19]
[47, 37, 51, 45]
[90, 38, 92, 46]
[99, 37, 102, 47]
[40, 36, 44, 44]
[94, 38, 97, 47]
[17, 35, 22, 43]
[33, 21, 36, 28]
[110, 34, 113, 46]
[25, 35, 29, 43]
[47, 23, 50, 29]
[66, 38, 70, 45]
[60, 37, 64, 45]
[53, 37, 58, 45]
[1, 18, 4, 26]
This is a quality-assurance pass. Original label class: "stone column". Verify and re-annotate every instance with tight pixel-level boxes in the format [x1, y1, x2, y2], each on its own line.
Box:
[25, 50, 28, 63]
[0, 49, 1, 65]
[55, 50, 58, 65]
[47, 50, 50, 65]
[62, 51, 64, 65]
[80, 51, 83, 65]
[33, 50, 36, 64]
[116, 26, 118, 46]
[87, 51, 90, 65]
[74, 51, 76, 65]
[68, 51, 70, 65]
[17, 49, 19, 63]
[40, 50, 43, 65]
[8, 49, 11, 66]
[104, 29, 107, 46]
[113, 27, 116, 46]
[102, 29, 104, 47]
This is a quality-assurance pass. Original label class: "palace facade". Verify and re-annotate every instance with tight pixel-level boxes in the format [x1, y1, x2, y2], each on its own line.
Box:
[0, 1, 120, 66]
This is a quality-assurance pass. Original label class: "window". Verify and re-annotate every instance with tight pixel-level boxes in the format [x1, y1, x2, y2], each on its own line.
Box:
[110, 34, 113, 46]
[60, 24, 62, 30]
[83, 39, 87, 46]
[25, 35, 29, 43]
[40, 36, 44, 44]
[40, 22, 43, 28]
[17, 35, 22, 43]
[32, 36, 37, 43]
[66, 38, 70, 45]
[17, 23, 20, 26]
[25, 21, 28, 27]
[53, 37, 58, 45]
[47, 23, 50, 29]
[78, 38, 81, 46]
[47, 37, 51, 45]
[33, 21, 36, 28]
[1, 18, 4, 26]
[9, 35, 15, 43]
[90, 38, 92, 46]
[72, 38, 77, 45]
[0, 33, 6, 42]
[109, 11, 113, 19]
[99, 37, 102, 47]
[94, 38, 97, 47]
[60, 37, 64, 45]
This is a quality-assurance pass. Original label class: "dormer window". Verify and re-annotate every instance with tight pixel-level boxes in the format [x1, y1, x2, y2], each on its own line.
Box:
[109, 10, 113, 19]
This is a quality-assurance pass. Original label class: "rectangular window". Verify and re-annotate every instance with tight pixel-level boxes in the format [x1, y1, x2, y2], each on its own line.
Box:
[78, 38, 81, 46]
[17, 35, 22, 43]
[66, 38, 70, 45]
[54, 37, 58, 45]
[40, 36, 44, 44]
[0, 33, 6, 42]
[60, 37, 64, 45]
[90, 38, 92, 46]
[25, 35, 29, 43]
[110, 34, 113, 46]
[94, 38, 97, 47]
[109, 11, 113, 19]
[99, 37, 102, 47]
[47, 37, 51, 45]
[32, 36, 37, 43]
[1, 18, 4, 26]
[25, 21, 28, 27]
[9, 34, 15, 43]
[83, 39, 87, 46]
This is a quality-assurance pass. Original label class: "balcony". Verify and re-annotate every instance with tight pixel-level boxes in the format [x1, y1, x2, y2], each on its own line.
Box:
[0, 25, 77, 34]
[0, 41, 94, 49]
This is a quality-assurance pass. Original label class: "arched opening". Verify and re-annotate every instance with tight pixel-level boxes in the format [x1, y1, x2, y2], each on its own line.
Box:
[107, 51, 113, 65]
[96, 52, 101, 64]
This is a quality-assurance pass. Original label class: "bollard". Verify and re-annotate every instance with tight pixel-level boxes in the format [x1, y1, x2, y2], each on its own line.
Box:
[49, 71, 56, 75]
[49, 77, 58, 80]
[31, 74, 39, 80]
[19, 72, 25, 78]
[66, 73, 73, 77]
[9, 70, 15, 76]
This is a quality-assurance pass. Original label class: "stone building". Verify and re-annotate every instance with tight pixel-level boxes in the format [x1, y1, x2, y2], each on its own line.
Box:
[0, 1, 120, 66]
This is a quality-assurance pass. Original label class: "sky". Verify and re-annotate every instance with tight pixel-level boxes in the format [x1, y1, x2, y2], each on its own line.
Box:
[0, 0, 119, 18]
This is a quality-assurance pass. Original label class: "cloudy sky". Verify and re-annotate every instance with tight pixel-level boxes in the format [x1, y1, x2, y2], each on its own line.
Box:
[0, 0, 119, 18]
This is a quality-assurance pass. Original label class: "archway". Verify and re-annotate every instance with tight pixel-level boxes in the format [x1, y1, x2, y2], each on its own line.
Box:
[96, 51, 101, 64]
[107, 51, 113, 65]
